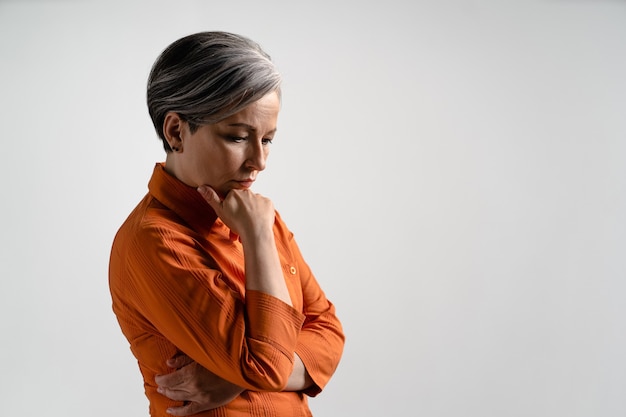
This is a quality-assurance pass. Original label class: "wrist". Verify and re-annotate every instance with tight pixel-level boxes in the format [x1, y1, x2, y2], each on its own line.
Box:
[240, 225, 275, 247]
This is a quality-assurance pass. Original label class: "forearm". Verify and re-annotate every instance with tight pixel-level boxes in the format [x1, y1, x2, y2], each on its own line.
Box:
[242, 228, 291, 306]
[239, 228, 300, 390]
[284, 353, 313, 391]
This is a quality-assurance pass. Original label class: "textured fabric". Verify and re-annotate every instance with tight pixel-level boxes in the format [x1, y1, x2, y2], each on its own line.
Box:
[109, 163, 344, 416]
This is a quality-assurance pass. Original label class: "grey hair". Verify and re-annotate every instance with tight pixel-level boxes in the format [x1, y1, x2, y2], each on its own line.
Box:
[147, 31, 282, 152]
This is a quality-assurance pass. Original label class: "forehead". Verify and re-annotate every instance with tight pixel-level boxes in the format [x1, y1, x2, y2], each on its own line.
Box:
[219, 92, 280, 129]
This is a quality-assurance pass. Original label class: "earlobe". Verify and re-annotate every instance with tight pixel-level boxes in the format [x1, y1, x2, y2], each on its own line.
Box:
[163, 112, 185, 152]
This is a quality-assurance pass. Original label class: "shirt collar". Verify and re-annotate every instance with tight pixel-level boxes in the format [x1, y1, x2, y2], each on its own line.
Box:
[148, 163, 218, 235]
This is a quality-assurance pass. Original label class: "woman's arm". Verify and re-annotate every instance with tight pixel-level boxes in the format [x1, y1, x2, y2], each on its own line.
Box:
[284, 353, 313, 391]
[287, 229, 345, 396]
[155, 218, 343, 411]
[155, 355, 245, 416]
[198, 185, 292, 305]
[156, 353, 313, 416]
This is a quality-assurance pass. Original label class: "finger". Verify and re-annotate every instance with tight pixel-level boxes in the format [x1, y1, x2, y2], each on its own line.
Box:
[167, 354, 194, 369]
[155, 366, 188, 387]
[197, 185, 221, 211]
[167, 402, 210, 416]
[157, 386, 192, 402]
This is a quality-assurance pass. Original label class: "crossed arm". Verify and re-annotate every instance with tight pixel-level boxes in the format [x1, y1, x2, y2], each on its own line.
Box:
[155, 352, 313, 416]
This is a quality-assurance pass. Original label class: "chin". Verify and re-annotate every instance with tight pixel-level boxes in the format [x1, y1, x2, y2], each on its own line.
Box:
[216, 187, 232, 198]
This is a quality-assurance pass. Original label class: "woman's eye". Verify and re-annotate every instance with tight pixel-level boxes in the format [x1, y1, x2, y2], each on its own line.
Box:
[225, 135, 273, 145]
[227, 136, 247, 143]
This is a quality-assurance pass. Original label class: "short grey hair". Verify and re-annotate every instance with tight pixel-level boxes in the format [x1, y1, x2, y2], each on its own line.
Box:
[147, 31, 282, 152]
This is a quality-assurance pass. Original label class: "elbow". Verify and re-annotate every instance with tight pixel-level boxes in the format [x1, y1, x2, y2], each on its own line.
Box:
[240, 346, 295, 391]
[254, 371, 290, 392]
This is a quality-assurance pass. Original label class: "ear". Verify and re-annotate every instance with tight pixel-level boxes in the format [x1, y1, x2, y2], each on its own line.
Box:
[163, 112, 186, 152]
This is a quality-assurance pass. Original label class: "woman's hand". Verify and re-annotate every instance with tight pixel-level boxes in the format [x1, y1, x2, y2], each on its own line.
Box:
[197, 185, 275, 242]
[155, 354, 244, 416]
[197, 184, 292, 305]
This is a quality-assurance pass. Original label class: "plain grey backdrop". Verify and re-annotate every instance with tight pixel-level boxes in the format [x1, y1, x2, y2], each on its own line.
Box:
[1, 0, 625, 416]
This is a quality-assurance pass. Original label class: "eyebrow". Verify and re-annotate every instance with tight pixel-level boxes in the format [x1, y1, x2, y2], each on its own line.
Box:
[227, 123, 277, 135]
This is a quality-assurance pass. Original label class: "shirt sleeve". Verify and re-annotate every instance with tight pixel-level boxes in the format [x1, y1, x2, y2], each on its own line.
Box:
[125, 219, 305, 391]
[287, 234, 345, 397]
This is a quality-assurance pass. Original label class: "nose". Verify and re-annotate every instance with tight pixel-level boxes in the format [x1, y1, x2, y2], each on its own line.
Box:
[245, 139, 267, 172]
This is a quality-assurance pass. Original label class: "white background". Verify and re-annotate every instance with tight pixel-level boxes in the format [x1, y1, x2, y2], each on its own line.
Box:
[1, 0, 625, 416]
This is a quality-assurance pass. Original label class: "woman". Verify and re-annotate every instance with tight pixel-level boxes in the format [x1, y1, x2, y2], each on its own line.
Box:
[109, 31, 344, 416]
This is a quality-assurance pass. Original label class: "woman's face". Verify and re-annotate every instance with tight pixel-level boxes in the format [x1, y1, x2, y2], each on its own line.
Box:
[166, 91, 280, 197]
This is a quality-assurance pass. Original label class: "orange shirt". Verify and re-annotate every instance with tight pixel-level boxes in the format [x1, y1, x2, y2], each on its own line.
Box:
[109, 163, 344, 417]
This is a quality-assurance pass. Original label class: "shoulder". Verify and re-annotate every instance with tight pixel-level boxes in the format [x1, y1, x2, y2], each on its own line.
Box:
[273, 209, 295, 242]
[112, 195, 200, 263]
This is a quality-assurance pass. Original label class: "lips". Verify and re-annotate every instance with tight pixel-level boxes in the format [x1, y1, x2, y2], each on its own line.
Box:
[235, 179, 255, 188]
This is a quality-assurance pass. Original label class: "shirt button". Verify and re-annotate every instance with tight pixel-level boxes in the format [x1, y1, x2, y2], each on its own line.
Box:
[289, 266, 297, 275]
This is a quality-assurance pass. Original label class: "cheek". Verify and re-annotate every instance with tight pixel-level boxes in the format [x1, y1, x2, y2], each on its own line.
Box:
[198, 143, 246, 178]
[222, 150, 247, 170]
[208, 153, 240, 178]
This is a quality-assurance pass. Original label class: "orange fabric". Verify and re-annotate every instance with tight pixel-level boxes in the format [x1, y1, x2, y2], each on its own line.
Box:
[109, 163, 344, 417]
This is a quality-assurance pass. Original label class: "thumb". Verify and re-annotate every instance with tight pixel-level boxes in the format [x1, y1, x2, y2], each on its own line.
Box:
[166, 353, 194, 369]
[197, 185, 221, 210]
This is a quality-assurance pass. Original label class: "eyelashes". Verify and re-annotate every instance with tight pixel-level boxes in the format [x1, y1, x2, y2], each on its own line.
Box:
[226, 136, 246, 143]
[226, 136, 273, 145]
